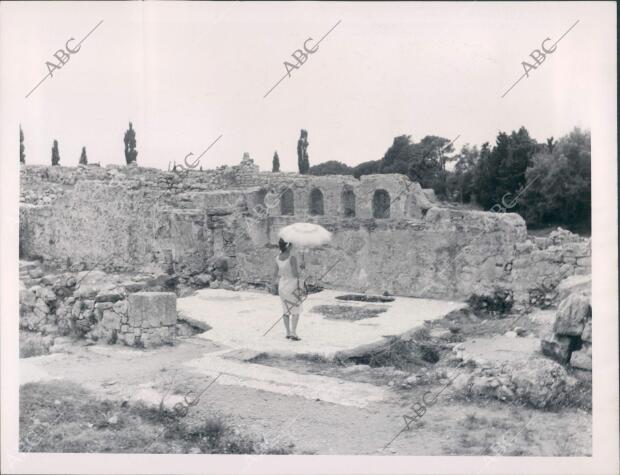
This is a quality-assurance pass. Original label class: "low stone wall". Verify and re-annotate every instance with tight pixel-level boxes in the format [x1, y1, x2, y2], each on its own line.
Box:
[19, 260, 178, 349]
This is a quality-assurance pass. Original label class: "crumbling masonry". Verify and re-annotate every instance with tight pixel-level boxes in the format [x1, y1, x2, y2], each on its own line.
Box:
[20, 156, 590, 306]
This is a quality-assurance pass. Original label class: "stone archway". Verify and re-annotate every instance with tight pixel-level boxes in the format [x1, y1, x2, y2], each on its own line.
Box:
[341, 188, 356, 217]
[256, 189, 267, 207]
[373, 189, 391, 218]
[309, 188, 324, 216]
[280, 188, 295, 215]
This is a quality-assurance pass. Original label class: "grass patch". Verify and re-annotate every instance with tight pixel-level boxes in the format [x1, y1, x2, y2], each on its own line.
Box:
[466, 287, 513, 318]
[359, 338, 442, 371]
[311, 304, 388, 321]
[20, 381, 293, 454]
[296, 353, 332, 364]
[449, 414, 533, 456]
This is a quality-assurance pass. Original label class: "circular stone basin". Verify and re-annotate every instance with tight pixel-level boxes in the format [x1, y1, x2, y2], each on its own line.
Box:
[335, 294, 395, 303]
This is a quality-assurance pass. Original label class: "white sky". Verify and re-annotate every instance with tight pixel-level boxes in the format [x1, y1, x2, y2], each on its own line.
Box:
[3, 1, 614, 171]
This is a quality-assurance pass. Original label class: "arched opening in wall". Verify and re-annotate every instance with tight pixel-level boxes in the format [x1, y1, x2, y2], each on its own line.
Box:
[256, 189, 267, 208]
[373, 189, 391, 218]
[341, 188, 356, 217]
[280, 188, 294, 215]
[309, 188, 324, 216]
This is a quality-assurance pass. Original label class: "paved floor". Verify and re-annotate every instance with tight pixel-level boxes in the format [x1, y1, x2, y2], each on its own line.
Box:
[177, 289, 466, 359]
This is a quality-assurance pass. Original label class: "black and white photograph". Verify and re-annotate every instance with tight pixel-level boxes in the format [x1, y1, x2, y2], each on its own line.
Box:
[0, 1, 618, 474]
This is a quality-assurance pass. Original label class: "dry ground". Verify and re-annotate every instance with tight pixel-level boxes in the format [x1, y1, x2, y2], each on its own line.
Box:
[19, 305, 591, 456]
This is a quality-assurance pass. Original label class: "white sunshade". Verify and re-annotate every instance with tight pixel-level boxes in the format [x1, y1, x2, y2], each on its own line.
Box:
[278, 222, 332, 248]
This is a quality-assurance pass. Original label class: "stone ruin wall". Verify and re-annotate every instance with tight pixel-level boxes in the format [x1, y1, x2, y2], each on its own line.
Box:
[19, 162, 591, 305]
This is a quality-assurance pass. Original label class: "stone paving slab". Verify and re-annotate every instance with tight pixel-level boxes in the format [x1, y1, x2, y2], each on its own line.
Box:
[178, 289, 466, 359]
[184, 350, 389, 408]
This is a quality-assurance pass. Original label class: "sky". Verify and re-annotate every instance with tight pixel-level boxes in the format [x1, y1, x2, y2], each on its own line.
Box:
[3, 1, 613, 172]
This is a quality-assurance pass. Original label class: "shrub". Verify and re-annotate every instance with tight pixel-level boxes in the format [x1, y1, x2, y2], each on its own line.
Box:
[467, 287, 514, 317]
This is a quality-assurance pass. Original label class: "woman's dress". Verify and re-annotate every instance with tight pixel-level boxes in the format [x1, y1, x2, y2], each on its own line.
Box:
[276, 255, 303, 316]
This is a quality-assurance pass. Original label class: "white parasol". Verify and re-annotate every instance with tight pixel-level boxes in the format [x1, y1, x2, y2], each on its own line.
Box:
[278, 222, 332, 249]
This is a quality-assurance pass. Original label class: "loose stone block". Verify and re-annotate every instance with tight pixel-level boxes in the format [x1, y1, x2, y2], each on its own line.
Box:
[581, 320, 592, 343]
[553, 293, 591, 336]
[39, 287, 57, 303]
[576, 257, 591, 268]
[127, 292, 177, 336]
[570, 344, 592, 370]
[541, 334, 572, 364]
[557, 274, 591, 301]
[35, 298, 50, 315]
[95, 289, 124, 303]
[20, 288, 37, 307]
[102, 310, 121, 331]
[33, 307, 47, 321]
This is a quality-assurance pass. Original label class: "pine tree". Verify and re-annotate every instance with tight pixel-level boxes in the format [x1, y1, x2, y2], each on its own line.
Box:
[272, 151, 280, 172]
[297, 129, 310, 174]
[79, 146, 88, 165]
[20, 125, 25, 164]
[51, 140, 60, 166]
[123, 122, 138, 164]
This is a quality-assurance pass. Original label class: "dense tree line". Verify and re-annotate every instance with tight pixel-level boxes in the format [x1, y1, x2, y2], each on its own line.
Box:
[448, 127, 590, 231]
[520, 128, 590, 229]
[308, 127, 590, 231]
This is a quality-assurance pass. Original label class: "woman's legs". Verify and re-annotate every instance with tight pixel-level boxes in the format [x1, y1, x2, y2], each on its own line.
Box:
[290, 313, 299, 337]
[282, 314, 291, 336]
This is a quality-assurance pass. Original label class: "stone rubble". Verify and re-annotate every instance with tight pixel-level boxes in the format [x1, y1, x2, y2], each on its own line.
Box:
[448, 351, 578, 409]
[19, 259, 178, 350]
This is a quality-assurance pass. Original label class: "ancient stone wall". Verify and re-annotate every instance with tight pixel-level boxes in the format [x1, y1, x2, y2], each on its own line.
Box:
[229, 208, 527, 300]
[19, 163, 591, 303]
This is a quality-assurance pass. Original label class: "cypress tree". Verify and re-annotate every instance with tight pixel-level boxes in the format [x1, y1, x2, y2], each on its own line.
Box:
[123, 122, 138, 164]
[79, 146, 88, 165]
[51, 140, 60, 166]
[272, 151, 280, 172]
[20, 125, 25, 164]
[297, 129, 310, 174]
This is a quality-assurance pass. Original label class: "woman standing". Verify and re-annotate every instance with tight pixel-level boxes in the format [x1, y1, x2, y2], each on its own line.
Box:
[272, 238, 303, 341]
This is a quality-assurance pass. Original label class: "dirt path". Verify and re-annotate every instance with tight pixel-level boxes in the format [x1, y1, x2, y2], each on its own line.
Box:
[20, 335, 591, 456]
